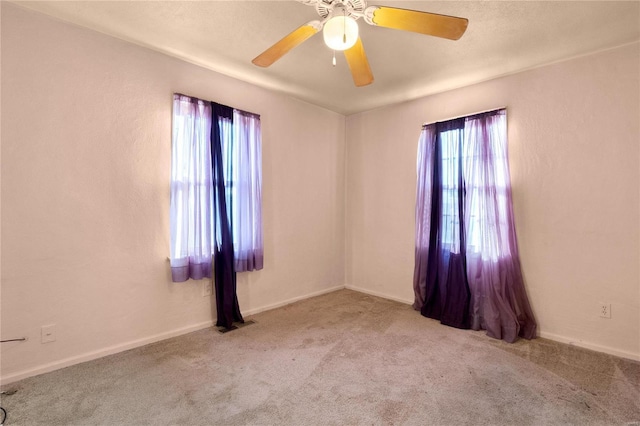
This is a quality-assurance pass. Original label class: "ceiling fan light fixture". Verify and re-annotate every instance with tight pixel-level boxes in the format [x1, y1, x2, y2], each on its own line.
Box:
[252, 1, 468, 88]
[323, 15, 358, 51]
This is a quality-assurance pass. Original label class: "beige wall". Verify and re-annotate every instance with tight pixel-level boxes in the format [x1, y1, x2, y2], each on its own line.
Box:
[2, 2, 639, 384]
[1, 4, 345, 382]
[346, 42, 640, 360]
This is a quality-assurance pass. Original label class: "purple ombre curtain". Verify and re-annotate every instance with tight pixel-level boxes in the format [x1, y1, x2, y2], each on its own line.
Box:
[232, 110, 263, 272]
[413, 125, 436, 310]
[170, 95, 214, 282]
[463, 111, 536, 341]
[413, 109, 537, 342]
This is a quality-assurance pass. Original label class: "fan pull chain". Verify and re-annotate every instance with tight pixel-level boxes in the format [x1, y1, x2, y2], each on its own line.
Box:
[343, 9, 347, 44]
[332, 50, 336, 66]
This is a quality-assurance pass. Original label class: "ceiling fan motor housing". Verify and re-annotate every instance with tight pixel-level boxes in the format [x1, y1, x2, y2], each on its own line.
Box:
[314, 0, 366, 19]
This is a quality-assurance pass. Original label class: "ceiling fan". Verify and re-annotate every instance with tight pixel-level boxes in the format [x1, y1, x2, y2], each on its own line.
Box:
[252, 0, 469, 87]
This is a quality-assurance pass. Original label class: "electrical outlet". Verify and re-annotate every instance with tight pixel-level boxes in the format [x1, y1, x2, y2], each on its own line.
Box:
[202, 281, 212, 297]
[599, 302, 611, 319]
[41, 324, 56, 343]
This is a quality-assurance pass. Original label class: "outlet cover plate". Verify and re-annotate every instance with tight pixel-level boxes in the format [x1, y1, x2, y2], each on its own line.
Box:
[41, 324, 56, 343]
[599, 302, 611, 319]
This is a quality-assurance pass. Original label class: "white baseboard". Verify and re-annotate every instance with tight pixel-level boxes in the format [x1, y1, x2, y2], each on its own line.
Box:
[4, 286, 636, 384]
[345, 285, 640, 361]
[344, 286, 640, 362]
[538, 330, 640, 362]
[344, 284, 414, 306]
[0, 285, 346, 385]
[0, 320, 215, 385]
[243, 284, 346, 316]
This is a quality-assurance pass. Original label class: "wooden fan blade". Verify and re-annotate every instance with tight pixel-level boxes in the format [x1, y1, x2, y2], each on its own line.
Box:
[252, 22, 320, 67]
[343, 37, 374, 87]
[371, 6, 468, 40]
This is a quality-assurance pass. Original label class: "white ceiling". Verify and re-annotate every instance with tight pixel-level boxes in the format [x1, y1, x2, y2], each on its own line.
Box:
[12, 1, 640, 115]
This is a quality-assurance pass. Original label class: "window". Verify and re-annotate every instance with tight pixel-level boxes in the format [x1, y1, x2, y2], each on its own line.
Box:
[169, 94, 262, 282]
[418, 111, 511, 259]
[439, 126, 464, 253]
[413, 109, 537, 342]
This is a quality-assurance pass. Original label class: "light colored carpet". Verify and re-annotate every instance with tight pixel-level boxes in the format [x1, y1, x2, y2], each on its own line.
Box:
[2, 289, 639, 425]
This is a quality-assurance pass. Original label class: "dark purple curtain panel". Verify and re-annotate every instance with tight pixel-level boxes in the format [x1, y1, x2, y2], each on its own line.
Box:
[420, 118, 471, 330]
[211, 103, 244, 329]
[413, 109, 536, 342]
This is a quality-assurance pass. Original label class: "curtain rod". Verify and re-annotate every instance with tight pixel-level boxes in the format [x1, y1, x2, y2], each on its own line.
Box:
[422, 106, 507, 126]
[173, 93, 260, 119]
